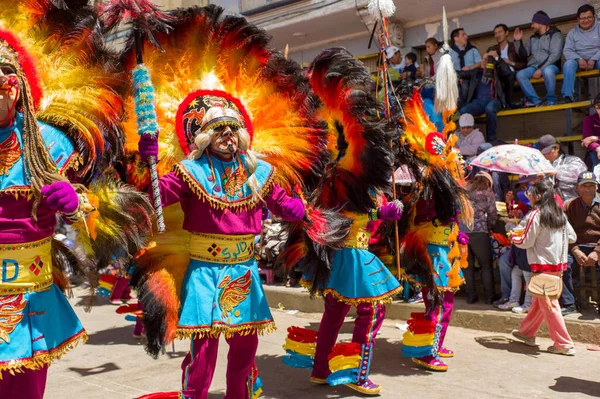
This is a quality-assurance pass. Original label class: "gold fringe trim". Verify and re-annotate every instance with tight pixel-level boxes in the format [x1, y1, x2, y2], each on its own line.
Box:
[0, 186, 32, 200]
[173, 164, 276, 212]
[299, 278, 403, 305]
[0, 330, 88, 379]
[175, 321, 276, 340]
[59, 151, 83, 174]
[400, 273, 463, 293]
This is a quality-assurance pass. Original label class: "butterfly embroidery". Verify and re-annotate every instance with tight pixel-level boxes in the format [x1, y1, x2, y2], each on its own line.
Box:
[0, 131, 21, 176]
[221, 165, 248, 197]
[217, 270, 251, 321]
[0, 294, 27, 344]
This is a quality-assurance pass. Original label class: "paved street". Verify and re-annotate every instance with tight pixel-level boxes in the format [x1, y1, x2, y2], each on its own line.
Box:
[46, 289, 600, 399]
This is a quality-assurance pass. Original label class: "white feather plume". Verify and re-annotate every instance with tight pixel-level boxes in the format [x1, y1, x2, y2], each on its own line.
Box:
[368, 0, 396, 18]
[435, 6, 458, 113]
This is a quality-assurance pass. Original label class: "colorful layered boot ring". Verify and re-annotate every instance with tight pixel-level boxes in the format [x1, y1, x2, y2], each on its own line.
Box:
[437, 347, 454, 358]
[137, 390, 195, 399]
[412, 356, 448, 372]
[346, 378, 382, 396]
[309, 376, 328, 385]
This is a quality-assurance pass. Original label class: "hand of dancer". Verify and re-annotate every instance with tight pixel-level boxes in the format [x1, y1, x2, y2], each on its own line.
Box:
[378, 200, 404, 221]
[280, 197, 305, 221]
[139, 134, 159, 162]
[40, 181, 79, 214]
[457, 231, 470, 245]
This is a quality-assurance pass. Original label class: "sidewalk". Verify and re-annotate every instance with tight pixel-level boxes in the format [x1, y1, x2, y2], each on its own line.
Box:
[264, 285, 600, 344]
[47, 291, 600, 399]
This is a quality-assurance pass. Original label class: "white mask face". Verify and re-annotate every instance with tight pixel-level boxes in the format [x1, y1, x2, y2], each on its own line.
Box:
[0, 68, 18, 126]
[209, 124, 239, 157]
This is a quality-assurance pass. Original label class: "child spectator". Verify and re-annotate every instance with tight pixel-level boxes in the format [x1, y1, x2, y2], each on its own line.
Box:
[510, 180, 577, 356]
[401, 52, 418, 80]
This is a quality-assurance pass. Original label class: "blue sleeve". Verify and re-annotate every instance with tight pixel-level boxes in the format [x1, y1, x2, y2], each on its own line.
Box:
[450, 49, 461, 71]
[472, 48, 482, 64]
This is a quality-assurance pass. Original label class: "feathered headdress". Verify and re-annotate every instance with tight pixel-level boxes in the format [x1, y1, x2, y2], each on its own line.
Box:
[398, 91, 471, 226]
[282, 48, 395, 295]
[118, 5, 327, 193]
[389, 91, 473, 296]
[0, 0, 126, 179]
[307, 47, 393, 211]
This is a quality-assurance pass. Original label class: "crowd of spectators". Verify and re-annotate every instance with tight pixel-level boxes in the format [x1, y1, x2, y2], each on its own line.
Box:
[383, 4, 600, 318]
[386, 4, 600, 143]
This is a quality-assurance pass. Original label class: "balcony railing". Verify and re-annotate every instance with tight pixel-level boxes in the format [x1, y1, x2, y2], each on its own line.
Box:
[240, 0, 304, 16]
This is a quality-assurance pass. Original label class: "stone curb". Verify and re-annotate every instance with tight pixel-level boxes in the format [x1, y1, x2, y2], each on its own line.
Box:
[264, 285, 600, 344]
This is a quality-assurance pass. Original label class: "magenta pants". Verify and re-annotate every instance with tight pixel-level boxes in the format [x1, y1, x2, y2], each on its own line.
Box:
[311, 294, 386, 379]
[422, 288, 455, 350]
[134, 302, 144, 336]
[0, 366, 48, 399]
[110, 276, 131, 302]
[181, 333, 258, 399]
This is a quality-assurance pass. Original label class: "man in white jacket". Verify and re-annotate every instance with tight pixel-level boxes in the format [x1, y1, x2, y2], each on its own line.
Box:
[456, 113, 486, 161]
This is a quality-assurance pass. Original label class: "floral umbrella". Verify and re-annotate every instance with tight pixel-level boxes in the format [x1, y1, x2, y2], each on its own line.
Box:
[470, 144, 555, 176]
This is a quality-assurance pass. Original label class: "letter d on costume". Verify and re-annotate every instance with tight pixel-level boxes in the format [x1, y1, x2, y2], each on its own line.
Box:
[1, 259, 19, 282]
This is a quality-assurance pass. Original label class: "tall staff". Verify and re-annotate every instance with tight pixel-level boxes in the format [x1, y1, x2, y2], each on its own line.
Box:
[368, 0, 402, 279]
[100, 0, 175, 232]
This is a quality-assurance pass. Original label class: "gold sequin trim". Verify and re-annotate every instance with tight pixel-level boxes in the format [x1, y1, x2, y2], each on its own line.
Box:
[0, 330, 87, 378]
[176, 320, 276, 340]
[299, 278, 403, 305]
[173, 164, 276, 211]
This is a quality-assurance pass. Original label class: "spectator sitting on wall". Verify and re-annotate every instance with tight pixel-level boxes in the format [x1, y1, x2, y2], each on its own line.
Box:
[536, 134, 588, 202]
[481, 23, 527, 109]
[455, 113, 486, 161]
[562, 4, 600, 103]
[400, 52, 418, 81]
[514, 11, 564, 107]
[562, 171, 600, 316]
[385, 45, 403, 81]
[420, 37, 442, 78]
[449, 28, 482, 72]
[581, 94, 600, 169]
[420, 39, 444, 132]
[449, 28, 483, 108]
[385, 45, 419, 81]
[457, 72, 503, 142]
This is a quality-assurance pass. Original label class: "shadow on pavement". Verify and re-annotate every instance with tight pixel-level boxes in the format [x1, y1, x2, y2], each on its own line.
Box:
[86, 325, 143, 346]
[254, 337, 431, 399]
[68, 362, 120, 376]
[301, 321, 431, 377]
[549, 376, 600, 397]
[73, 294, 121, 309]
[474, 335, 541, 356]
[165, 350, 188, 360]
